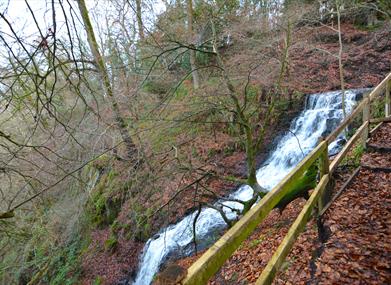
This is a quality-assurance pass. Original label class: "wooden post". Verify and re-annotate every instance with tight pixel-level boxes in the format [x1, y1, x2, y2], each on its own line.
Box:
[386, 79, 390, 117]
[362, 97, 370, 149]
[317, 142, 329, 213]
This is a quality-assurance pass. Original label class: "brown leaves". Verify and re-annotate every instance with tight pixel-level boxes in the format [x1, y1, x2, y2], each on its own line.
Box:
[204, 123, 391, 285]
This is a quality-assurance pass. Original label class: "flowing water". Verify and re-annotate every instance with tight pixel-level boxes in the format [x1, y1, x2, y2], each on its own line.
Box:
[133, 89, 368, 285]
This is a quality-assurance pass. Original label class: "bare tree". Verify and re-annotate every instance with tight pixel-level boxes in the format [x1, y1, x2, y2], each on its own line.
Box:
[77, 0, 138, 161]
[136, 0, 145, 40]
[336, 0, 346, 118]
[187, 0, 200, 89]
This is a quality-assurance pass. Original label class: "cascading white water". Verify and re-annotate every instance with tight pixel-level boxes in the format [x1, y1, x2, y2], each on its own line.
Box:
[133, 89, 368, 285]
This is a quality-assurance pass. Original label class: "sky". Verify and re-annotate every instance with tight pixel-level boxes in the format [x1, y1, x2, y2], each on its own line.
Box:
[0, 0, 165, 60]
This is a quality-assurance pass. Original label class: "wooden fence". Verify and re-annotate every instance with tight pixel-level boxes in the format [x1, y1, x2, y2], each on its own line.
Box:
[182, 72, 391, 285]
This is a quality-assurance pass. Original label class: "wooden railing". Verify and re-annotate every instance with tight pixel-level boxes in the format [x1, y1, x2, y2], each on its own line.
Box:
[182, 72, 391, 285]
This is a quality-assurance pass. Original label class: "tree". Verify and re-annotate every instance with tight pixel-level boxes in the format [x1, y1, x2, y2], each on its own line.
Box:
[187, 0, 200, 89]
[135, 0, 145, 40]
[77, 0, 138, 161]
[336, 0, 347, 118]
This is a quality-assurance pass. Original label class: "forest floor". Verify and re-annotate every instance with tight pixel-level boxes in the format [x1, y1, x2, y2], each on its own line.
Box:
[177, 122, 391, 284]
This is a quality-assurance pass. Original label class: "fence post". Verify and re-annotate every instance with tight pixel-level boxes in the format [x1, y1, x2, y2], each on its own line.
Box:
[386, 79, 390, 117]
[317, 141, 329, 212]
[362, 96, 370, 148]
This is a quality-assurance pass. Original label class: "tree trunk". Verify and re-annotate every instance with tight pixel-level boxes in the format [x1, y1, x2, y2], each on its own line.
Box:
[186, 0, 200, 89]
[245, 126, 268, 197]
[211, 20, 268, 203]
[135, 0, 144, 40]
[337, 2, 346, 118]
[77, 0, 137, 160]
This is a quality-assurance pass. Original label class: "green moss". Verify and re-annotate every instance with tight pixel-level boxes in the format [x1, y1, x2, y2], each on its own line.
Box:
[354, 22, 383, 31]
[49, 239, 88, 285]
[92, 154, 111, 171]
[371, 97, 386, 119]
[275, 163, 317, 211]
[142, 80, 171, 95]
[126, 204, 154, 242]
[223, 144, 236, 155]
[173, 83, 189, 100]
[341, 143, 364, 167]
[248, 235, 265, 249]
[93, 276, 104, 285]
[207, 148, 218, 158]
[86, 169, 123, 227]
[104, 234, 118, 252]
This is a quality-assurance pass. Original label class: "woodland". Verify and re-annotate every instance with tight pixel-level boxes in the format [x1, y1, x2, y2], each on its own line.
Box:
[0, 0, 390, 284]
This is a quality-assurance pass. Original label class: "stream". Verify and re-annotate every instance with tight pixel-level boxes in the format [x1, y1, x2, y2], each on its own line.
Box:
[133, 89, 368, 285]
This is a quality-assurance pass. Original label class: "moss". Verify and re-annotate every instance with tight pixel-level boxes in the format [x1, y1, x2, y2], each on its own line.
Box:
[354, 22, 383, 32]
[104, 234, 118, 252]
[341, 143, 364, 167]
[126, 204, 154, 242]
[110, 220, 121, 233]
[92, 154, 111, 171]
[86, 169, 123, 227]
[248, 235, 265, 249]
[142, 79, 171, 95]
[15, 237, 89, 285]
[371, 96, 386, 119]
[93, 276, 104, 285]
[275, 163, 317, 211]
[207, 148, 218, 158]
[49, 238, 88, 285]
[223, 144, 236, 155]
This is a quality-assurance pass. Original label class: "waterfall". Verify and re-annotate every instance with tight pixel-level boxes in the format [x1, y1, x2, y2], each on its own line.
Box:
[133, 89, 369, 285]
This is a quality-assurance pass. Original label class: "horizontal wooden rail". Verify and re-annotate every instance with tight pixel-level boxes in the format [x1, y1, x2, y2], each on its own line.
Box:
[256, 174, 330, 285]
[183, 142, 327, 285]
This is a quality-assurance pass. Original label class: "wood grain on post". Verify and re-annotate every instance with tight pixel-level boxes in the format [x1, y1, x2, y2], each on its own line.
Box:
[386, 79, 390, 117]
[362, 97, 370, 149]
[317, 142, 329, 211]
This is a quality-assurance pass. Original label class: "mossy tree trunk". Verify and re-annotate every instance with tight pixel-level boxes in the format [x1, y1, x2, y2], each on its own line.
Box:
[77, 0, 137, 160]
